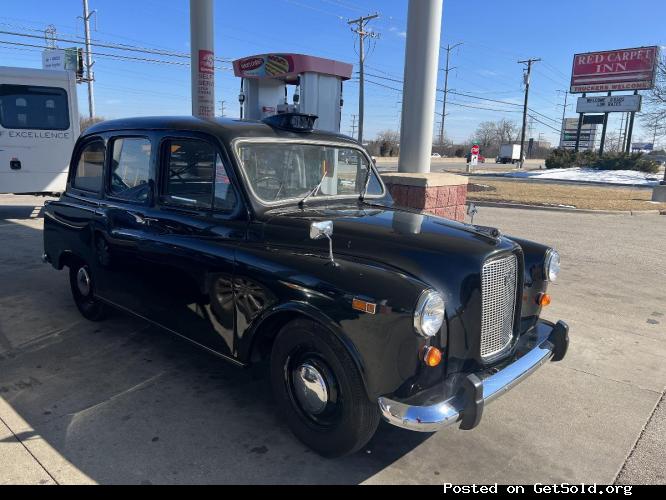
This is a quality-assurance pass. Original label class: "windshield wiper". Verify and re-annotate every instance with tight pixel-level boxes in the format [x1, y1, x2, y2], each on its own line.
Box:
[358, 165, 373, 201]
[298, 170, 328, 208]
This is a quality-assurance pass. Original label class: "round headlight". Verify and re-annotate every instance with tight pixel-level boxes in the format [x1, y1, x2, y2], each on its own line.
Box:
[545, 249, 560, 281]
[414, 289, 445, 338]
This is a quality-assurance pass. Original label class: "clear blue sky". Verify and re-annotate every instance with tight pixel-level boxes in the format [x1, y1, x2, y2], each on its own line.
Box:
[1, 0, 665, 145]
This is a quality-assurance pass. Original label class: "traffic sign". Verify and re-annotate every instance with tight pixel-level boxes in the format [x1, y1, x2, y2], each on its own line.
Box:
[471, 145, 480, 155]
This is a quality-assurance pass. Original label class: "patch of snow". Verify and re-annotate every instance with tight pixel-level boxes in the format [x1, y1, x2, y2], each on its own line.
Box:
[501, 167, 660, 186]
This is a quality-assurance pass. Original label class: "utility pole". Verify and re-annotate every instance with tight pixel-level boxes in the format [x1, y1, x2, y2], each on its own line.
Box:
[219, 100, 226, 117]
[349, 114, 357, 138]
[438, 42, 462, 146]
[517, 58, 540, 168]
[348, 13, 379, 145]
[81, 0, 96, 119]
[556, 89, 569, 146]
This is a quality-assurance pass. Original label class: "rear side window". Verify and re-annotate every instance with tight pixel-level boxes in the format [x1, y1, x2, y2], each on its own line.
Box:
[0, 84, 70, 130]
[109, 138, 152, 202]
[163, 138, 237, 212]
[72, 140, 105, 193]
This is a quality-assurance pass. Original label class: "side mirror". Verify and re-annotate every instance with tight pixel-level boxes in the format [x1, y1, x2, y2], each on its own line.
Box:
[310, 220, 333, 240]
[310, 220, 337, 266]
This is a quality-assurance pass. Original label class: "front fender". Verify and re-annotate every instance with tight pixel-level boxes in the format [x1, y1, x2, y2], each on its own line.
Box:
[234, 245, 428, 399]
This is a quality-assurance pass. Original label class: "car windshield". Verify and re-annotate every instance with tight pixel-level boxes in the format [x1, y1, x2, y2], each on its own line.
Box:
[236, 142, 383, 204]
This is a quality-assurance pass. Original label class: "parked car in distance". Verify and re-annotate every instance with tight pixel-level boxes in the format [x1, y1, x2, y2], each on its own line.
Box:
[43, 113, 569, 457]
[431, 152, 441, 158]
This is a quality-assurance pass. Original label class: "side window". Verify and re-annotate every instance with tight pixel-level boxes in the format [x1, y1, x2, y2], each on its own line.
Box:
[163, 138, 236, 211]
[72, 140, 105, 193]
[109, 137, 152, 202]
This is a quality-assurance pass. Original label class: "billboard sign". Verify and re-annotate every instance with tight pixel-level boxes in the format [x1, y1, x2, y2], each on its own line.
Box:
[576, 94, 642, 113]
[560, 118, 597, 150]
[42, 48, 80, 72]
[570, 46, 659, 93]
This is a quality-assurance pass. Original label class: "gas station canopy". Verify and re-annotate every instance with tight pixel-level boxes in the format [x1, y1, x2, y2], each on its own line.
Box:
[233, 53, 352, 83]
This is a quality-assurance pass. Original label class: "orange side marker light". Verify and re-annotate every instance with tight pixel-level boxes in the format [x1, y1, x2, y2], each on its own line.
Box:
[423, 346, 442, 367]
[536, 293, 551, 307]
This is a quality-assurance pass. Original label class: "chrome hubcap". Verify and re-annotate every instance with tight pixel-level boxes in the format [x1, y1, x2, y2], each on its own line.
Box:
[293, 363, 329, 415]
[76, 267, 91, 297]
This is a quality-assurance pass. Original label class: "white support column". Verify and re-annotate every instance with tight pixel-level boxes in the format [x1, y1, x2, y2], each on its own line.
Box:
[398, 0, 443, 173]
[190, 0, 215, 119]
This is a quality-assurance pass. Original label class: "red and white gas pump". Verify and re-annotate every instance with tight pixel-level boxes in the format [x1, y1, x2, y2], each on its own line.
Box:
[233, 53, 352, 134]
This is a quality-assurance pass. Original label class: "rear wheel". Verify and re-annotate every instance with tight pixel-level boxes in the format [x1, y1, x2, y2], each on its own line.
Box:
[69, 260, 107, 321]
[270, 318, 380, 457]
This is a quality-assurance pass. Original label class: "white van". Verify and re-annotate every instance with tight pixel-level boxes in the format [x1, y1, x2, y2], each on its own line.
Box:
[0, 66, 79, 194]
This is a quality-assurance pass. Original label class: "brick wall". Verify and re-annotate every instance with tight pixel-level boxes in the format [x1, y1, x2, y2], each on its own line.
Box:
[382, 176, 468, 222]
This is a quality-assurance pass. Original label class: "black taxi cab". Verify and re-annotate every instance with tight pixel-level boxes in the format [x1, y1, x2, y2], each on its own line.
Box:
[42, 113, 568, 457]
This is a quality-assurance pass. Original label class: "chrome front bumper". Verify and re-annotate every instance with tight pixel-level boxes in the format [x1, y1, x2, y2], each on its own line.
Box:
[378, 320, 569, 432]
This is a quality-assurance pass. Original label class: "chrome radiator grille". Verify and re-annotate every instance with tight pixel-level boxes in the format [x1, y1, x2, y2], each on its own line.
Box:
[480, 254, 518, 360]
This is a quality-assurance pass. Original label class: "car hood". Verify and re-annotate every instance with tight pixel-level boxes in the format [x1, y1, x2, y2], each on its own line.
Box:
[260, 203, 518, 286]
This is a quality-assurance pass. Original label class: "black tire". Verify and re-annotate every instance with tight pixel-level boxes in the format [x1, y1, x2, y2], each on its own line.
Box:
[69, 260, 107, 321]
[270, 318, 380, 457]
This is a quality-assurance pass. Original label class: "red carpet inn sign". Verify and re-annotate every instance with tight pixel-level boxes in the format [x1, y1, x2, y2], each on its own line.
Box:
[570, 46, 659, 93]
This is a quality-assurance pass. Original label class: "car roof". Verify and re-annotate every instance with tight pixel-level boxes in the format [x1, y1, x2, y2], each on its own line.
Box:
[83, 116, 360, 146]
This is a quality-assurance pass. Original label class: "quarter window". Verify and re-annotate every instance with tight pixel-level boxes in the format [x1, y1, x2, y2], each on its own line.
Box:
[109, 138, 152, 202]
[0, 85, 70, 130]
[72, 140, 105, 193]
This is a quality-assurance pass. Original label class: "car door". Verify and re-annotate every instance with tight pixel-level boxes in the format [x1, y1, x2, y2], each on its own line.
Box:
[46, 137, 105, 271]
[92, 133, 159, 313]
[130, 133, 245, 359]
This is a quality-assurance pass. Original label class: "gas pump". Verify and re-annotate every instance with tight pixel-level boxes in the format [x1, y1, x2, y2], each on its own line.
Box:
[233, 53, 352, 134]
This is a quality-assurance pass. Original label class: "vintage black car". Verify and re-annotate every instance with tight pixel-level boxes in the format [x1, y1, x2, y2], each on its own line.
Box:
[43, 113, 568, 457]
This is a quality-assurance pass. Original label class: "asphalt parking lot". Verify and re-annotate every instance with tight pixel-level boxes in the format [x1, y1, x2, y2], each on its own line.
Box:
[0, 194, 664, 485]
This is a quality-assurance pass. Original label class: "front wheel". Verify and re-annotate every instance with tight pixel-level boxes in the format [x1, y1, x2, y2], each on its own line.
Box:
[270, 319, 380, 457]
[69, 261, 107, 321]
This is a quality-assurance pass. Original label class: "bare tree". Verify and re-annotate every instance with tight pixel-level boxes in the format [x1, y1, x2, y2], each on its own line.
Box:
[80, 115, 105, 132]
[646, 55, 666, 115]
[494, 118, 519, 144]
[375, 130, 400, 157]
[471, 119, 520, 157]
[473, 121, 496, 149]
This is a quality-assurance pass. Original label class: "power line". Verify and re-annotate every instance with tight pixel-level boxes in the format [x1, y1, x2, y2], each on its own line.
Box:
[0, 29, 231, 63]
[0, 39, 230, 69]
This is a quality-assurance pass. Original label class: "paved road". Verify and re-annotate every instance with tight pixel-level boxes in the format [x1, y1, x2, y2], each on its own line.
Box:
[0, 195, 664, 485]
[375, 158, 545, 174]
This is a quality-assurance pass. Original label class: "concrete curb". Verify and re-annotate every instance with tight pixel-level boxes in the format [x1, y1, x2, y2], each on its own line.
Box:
[468, 200, 665, 216]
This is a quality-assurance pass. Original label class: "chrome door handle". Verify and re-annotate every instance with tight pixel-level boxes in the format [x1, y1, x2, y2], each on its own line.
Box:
[130, 212, 159, 225]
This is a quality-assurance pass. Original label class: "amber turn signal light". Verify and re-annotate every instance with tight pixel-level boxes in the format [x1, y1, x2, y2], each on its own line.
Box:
[536, 293, 551, 307]
[423, 346, 442, 367]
